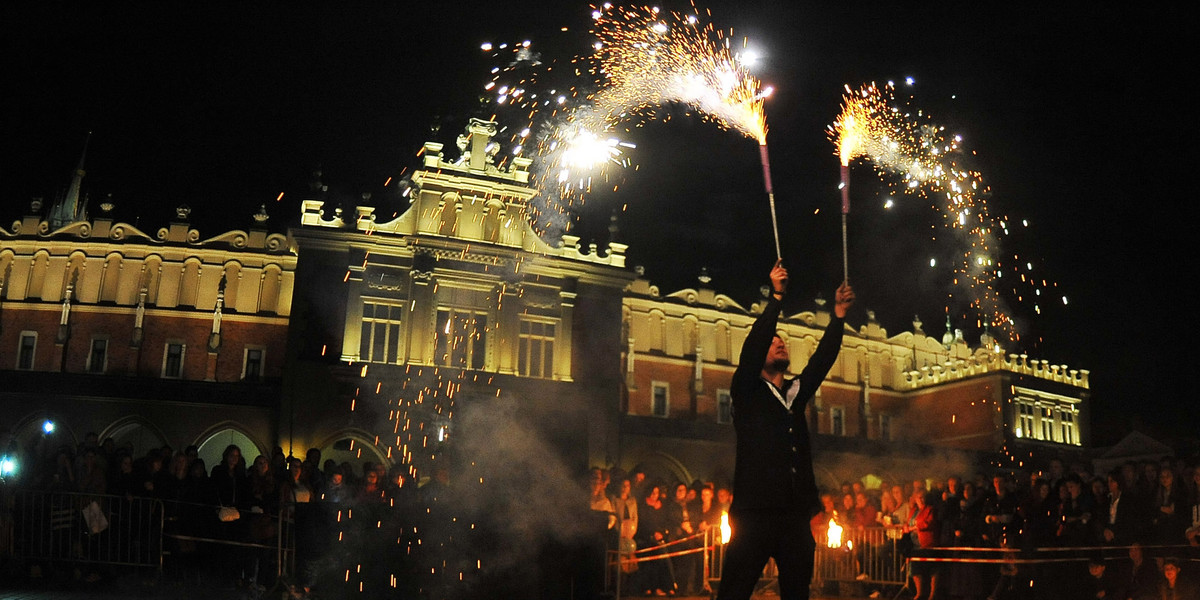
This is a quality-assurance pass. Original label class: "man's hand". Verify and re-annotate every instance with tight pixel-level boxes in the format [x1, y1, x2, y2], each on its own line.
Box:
[834, 282, 855, 318]
[770, 259, 788, 296]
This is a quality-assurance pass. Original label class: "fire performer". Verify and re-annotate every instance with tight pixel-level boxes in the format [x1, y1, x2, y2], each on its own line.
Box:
[716, 259, 855, 600]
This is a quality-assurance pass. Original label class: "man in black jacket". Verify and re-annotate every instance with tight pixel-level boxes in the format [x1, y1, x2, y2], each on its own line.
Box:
[716, 259, 854, 600]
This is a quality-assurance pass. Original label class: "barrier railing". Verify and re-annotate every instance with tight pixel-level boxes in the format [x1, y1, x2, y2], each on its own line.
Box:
[9, 489, 297, 583]
[11, 490, 165, 571]
[814, 525, 907, 587]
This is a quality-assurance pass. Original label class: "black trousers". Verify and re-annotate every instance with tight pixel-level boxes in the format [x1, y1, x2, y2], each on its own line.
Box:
[716, 510, 815, 600]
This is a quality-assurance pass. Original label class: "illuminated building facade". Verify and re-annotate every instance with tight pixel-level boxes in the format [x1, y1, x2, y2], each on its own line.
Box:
[621, 275, 1091, 487]
[0, 193, 295, 469]
[282, 119, 634, 476]
[1, 120, 1091, 490]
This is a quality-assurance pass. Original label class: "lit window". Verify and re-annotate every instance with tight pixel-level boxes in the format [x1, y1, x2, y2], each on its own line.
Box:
[360, 302, 403, 364]
[651, 382, 669, 417]
[243, 347, 264, 381]
[717, 389, 732, 424]
[518, 319, 556, 378]
[17, 332, 37, 370]
[1060, 410, 1076, 445]
[435, 307, 487, 370]
[831, 407, 845, 436]
[162, 342, 185, 378]
[86, 338, 108, 374]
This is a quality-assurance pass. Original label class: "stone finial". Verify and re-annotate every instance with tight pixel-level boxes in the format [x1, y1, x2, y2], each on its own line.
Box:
[253, 204, 270, 224]
[175, 204, 192, 220]
[698, 267, 712, 287]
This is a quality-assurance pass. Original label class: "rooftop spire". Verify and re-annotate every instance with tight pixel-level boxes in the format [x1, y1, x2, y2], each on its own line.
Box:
[49, 131, 92, 229]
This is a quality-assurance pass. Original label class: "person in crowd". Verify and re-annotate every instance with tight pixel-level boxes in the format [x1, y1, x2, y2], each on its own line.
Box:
[1121, 543, 1162, 600]
[667, 481, 700, 595]
[76, 446, 107, 495]
[841, 493, 858, 526]
[982, 474, 1019, 548]
[887, 485, 911, 528]
[1019, 479, 1057, 549]
[852, 492, 876, 530]
[907, 491, 940, 600]
[322, 468, 350, 503]
[881, 481, 899, 519]
[1059, 475, 1094, 547]
[1081, 555, 1124, 600]
[715, 485, 733, 514]
[108, 452, 138, 499]
[1103, 471, 1139, 546]
[613, 476, 640, 580]
[137, 451, 167, 497]
[1152, 466, 1187, 545]
[356, 468, 387, 504]
[281, 457, 312, 504]
[158, 452, 190, 504]
[697, 484, 723, 533]
[811, 493, 837, 545]
[1159, 557, 1198, 600]
[588, 468, 618, 533]
[938, 477, 962, 547]
[634, 484, 675, 596]
[302, 448, 325, 498]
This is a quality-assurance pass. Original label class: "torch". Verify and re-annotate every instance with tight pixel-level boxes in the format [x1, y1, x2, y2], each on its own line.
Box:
[759, 143, 781, 260]
[839, 161, 850, 282]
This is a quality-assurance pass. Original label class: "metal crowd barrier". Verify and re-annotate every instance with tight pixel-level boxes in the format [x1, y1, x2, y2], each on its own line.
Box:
[11, 490, 165, 571]
[814, 525, 907, 588]
[8, 489, 297, 581]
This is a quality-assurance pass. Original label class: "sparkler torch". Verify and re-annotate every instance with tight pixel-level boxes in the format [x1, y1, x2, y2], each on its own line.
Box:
[760, 143, 781, 260]
[839, 162, 850, 282]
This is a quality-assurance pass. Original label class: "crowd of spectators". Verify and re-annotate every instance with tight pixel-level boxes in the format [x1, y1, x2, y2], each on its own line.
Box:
[1, 432, 427, 597]
[588, 457, 1200, 599]
[807, 458, 1200, 600]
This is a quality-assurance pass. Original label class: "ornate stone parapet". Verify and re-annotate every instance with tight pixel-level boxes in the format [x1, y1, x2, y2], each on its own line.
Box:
[903, 351, 1089, 390]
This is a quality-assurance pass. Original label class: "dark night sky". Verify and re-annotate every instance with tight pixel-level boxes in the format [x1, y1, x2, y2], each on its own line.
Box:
[3, 2, 1194, 445]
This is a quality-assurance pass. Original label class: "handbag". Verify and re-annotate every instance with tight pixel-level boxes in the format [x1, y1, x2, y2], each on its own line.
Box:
[82, 501, 109, 534]
[217, 479, 240, 522]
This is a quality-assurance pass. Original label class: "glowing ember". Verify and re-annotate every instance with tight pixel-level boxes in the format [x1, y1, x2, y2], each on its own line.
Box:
[720, 511, 731, 544]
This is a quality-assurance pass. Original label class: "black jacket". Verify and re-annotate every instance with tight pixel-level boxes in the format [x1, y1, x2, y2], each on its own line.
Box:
[729, 295, 844, 516]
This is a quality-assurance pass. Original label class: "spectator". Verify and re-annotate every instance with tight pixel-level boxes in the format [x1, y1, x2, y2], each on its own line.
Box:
[982, 475, 1019, 548]
[668, 481, 700, 595]
[886, 485, 910, 527]
[322, 468, 350, 503]
[697, 484, 722, 533]
[614, 477, 639, 578]
[1021, 479, 1057, 548]
[908, 491, 940, 600]
[1082, 555, 1123, 600]
[1059, 475, 1093, 547]
[108, 452, 137, 499]
[76, 447, 107, 495]
[811, 493, 837, 545]
[1151, 467, 1187, 545]
[1120, 543, 1161, 600]
[1159, 557, 1198, 600]
[634, 484, 674, 596]
[280, 457, 312, 504]
[1103, 472, 1138, 546]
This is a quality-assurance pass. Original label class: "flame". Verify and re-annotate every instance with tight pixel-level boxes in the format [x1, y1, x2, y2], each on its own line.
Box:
[826, 518, 843, 548]
[720, 511, 731, 544]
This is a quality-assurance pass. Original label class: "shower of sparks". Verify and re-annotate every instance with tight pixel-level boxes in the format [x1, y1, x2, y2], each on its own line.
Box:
[829, 82, 1062, 341]
[589, 4, 770, 144]
[468, 6, 777, 239]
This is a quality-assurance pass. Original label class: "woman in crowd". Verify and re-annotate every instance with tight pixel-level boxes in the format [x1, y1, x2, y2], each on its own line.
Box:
[1152, 466, 1187, 544]
[906, 491, 940, 600]
[634, 484, 675, 596]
